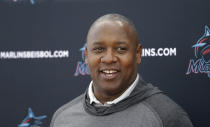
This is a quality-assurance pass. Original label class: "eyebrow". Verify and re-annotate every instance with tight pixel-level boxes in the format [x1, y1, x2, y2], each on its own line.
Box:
[115, 41, 128, 45]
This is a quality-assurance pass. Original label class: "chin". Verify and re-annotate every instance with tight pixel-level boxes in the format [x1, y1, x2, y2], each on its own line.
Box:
[99, 81, 124, 95]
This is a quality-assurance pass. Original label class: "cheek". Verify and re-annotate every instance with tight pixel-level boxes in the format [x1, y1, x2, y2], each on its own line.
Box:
[119, 56, 137, 78]
[87, 55, 101, 70]
[120, 54, 136, 69]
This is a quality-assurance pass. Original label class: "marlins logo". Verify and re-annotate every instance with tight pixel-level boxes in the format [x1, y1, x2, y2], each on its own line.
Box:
[74, 44, 90, 76]
[18, 108, 47, 127]
[186, 25, 210, 78]
[193, 25, 210, 60]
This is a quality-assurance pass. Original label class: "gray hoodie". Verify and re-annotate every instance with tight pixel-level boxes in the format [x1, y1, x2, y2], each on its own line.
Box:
[50, 79, 193, 127]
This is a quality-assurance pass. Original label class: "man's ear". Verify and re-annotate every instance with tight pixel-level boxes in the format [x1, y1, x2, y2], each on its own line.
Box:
[84, 46, 88, 64]
[136, 44, 142, 64]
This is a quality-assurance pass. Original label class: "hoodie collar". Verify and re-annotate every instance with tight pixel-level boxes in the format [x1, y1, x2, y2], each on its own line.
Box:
[83, 77, 162, 116]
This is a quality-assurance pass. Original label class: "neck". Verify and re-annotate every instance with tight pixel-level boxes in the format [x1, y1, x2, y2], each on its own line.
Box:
[93, 88, 124, 104]
[93, 75, 137, 104]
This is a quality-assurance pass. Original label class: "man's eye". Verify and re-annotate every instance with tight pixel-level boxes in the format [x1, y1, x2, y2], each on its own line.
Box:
[93, 47, 105, 53]
[117, 47, 127, 53]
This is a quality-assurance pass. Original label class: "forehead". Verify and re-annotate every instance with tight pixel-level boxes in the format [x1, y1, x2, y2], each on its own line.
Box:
[87, 20, 136, 46]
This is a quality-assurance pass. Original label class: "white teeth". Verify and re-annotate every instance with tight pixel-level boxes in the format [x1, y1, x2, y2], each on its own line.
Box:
[102, 70, 117, 74]
[106, 74, 113, 77]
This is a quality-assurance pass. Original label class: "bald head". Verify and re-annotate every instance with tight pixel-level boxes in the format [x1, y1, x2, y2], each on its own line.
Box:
[87, 13, 139, 46]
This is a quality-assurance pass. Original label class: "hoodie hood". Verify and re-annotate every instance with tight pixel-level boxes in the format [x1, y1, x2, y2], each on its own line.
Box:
[83, 79, 162, 116]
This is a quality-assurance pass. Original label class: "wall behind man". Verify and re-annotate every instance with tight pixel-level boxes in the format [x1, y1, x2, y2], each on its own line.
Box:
[0, 0, 209, 127]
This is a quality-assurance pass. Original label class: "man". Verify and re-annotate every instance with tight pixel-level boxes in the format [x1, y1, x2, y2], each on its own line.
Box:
[50, 14, 193, 127]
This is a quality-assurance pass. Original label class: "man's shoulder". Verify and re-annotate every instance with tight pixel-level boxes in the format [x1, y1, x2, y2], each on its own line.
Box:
[50, 93, 85, 127]
[143, 92, 193, 127]
[144, 92, 184, 114]
[56, 94, 84, 114]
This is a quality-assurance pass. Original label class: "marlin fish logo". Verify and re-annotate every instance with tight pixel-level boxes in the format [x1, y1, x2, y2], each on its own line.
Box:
[186, 25, 210, 78]
[18, 108, 47, 127]
[192, 25, 210, 59]
[80, 44, 86, 61]
[74, 43, 90, 76]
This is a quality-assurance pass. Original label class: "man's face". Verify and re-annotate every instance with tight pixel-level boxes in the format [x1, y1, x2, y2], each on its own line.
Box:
[85, 20, 142, 96]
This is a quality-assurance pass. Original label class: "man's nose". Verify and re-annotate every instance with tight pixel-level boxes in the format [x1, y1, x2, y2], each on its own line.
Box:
[101, 49, 117, 63]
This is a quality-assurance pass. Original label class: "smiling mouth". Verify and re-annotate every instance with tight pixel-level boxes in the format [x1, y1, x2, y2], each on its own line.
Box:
[100, 69, 120, 80]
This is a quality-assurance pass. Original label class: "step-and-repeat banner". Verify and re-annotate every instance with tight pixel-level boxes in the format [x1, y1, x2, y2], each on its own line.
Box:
[0, 0, 209, 126]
